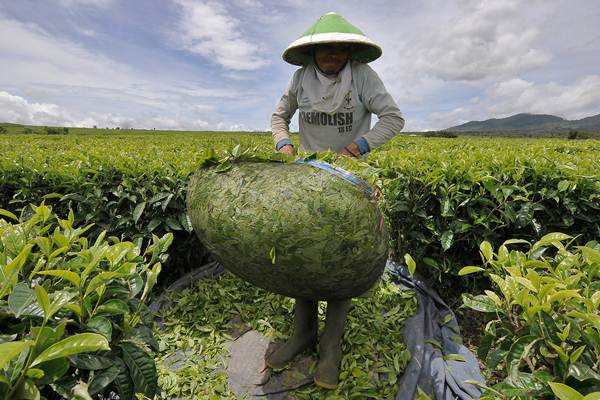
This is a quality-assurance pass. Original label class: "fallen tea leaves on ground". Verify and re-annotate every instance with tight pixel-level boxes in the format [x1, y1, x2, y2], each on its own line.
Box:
[154, 272, 417, 399]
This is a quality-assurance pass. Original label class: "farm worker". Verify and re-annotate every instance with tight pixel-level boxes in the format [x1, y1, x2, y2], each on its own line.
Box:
[271, 12, 404, 158]
[268, 12, 404, 389]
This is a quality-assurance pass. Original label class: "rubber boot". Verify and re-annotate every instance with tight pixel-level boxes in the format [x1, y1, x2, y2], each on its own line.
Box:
[314, 299, 351, 389]
[265, 298, 318, 369]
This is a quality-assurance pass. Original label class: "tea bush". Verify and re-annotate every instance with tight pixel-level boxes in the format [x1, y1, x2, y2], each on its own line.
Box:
[460, 234, 600, 399]
[1, 132, 599, 285]
[0, 205, 172, 399]
[43, 127, 69, 135]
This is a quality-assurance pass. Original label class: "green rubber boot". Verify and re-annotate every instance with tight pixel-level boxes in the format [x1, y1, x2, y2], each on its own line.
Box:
[266, 298, 318, 369]
[314, 299, 351, 389]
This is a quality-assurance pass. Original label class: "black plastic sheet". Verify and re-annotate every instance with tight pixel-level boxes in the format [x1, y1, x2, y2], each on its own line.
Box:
[387, 260, 485, 400]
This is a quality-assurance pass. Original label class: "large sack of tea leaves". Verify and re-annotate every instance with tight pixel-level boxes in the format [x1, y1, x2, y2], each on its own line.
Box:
[186, 159, 388, 300]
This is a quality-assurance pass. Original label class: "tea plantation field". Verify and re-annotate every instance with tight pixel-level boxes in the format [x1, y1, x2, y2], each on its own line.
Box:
[1, 127, 599, 399]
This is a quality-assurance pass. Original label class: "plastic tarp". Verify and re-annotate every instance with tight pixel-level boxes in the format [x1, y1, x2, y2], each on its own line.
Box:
[386, 260, 485, 399]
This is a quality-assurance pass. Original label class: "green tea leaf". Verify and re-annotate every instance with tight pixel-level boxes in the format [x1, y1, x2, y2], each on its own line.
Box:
[513, 276, 537, 293]
[179, 213, 194, 233]
[0, 340, 32, 369]
[120, 343, 158, 398]
[130, 326, 159, 352]
[477, 333, 494, 360]
[0, 208, 19, 222]
[440, 230, 454, 251]
[8, 283, 36, 318]
[70, 354, 114, 370]
[36, 270, 81, 288]
[443, 353, 466, 362]
[462, 293, 499, 312]
[577, 246, 600, 264]
[31, 333, 110, 367]
[113, 357, 134, 400]
[483, 290, 502, 306]
[12, 378, 40, 400]
[567, 362, 600, 382]
[506, 335, 538, 366]
[86, 316, 113, 341]
[25, 368, 44, 379]
[548, 289, 581, 303]
[548, 382, 583, 400]
[458, 266, 485, 276]
[502, 238, 530, 246]
[6, 243, 34, 277]
[88, 365, 120, 395]
[480, 241, 493, 262]
[34, 285, 51, 322]
[540, 232, 573, 242]
[84, 272, 120, 299]
[32, 323, 66, 356]
[141, 262, 161, 303]
[127, 273, 143, 298]
[557, 180, 571, 192]
[36, 358, 69, 385]
[547, 341, 569, 364]
[96, 299, 129, 316]
[133, 202, 146, 224]
[404, 253, 416, 276]
[569, 345, 586, 364]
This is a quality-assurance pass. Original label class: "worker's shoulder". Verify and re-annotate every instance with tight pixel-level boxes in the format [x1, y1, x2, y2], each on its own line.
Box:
[290, 66, 307, 82]
[351, 61, 379, 79]
[351, 61, 382, 92]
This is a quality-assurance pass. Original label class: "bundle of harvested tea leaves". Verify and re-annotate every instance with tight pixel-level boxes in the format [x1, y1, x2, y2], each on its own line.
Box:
[187, 155, 388, 300]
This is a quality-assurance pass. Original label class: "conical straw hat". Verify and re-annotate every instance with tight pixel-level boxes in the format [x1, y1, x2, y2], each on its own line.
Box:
[283, 12, 382, 66]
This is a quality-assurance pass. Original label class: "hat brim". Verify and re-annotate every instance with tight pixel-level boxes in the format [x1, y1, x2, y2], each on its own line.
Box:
[283, 32, 382, 66]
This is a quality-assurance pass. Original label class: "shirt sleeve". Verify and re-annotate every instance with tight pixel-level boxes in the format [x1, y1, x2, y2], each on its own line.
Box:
[271, 70, 301, 148]
[357, 64, 405, 150]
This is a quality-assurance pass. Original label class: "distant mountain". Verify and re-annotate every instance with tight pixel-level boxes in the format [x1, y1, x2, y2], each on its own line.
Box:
[573, 113, 600, 130]
[446, 113, 600, 132]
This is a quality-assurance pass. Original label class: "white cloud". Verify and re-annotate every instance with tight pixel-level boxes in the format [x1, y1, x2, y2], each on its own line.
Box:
[0, 15, 262, 127]
[397, 0, 551, 82]
[0, 16, 249, 100]
[76, 27, 98, 37]
[55, 0, 113, 7]
[233, 0, 262, 8]
[2, 0, 599, 133]
[420, 75, 600, 129]
[0, 17, 136, 89]
[0, 90, 250, 131]
[0, 91, 81, 126]
[427, 107, 470, 129]
[487, 75, 600, 119]
[172, 0, 270, 71]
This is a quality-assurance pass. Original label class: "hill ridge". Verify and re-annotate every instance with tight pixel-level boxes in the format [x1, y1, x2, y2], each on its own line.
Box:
[446, 112, 600, 132]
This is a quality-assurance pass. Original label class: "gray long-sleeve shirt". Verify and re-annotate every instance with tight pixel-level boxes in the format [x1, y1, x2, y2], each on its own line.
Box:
[271, 61, 405, 153]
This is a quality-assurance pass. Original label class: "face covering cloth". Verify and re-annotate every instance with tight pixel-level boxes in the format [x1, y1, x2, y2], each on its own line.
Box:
[300, 61, 353, 114]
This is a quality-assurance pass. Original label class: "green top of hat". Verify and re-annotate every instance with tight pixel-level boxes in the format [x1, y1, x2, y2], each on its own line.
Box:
[283, 12, 382, 66]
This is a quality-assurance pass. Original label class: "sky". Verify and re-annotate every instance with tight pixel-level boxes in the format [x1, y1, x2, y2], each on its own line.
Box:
[1, 0, 599, 132]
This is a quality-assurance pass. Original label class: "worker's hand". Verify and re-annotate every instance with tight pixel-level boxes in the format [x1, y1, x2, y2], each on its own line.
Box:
[278, 144, 296, 156]
[339, 142, 361, 158]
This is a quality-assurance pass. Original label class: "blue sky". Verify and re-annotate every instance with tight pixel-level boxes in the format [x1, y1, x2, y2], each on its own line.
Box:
[1, 0, 599, 132]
